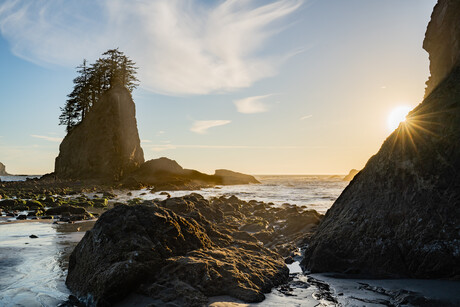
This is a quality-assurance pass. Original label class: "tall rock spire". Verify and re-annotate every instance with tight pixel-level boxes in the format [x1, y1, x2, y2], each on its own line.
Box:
[55, 85, 144, 180]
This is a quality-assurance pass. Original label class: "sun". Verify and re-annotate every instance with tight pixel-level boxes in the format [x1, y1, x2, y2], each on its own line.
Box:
[388, 105, 412, 131]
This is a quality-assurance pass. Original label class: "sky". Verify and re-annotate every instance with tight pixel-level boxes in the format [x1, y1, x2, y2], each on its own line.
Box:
[0, 0, 437, 175]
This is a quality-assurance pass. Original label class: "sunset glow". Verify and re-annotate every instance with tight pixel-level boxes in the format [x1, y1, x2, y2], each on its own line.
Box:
[0, 0, 436, 175]
[388, 106, 412, 131]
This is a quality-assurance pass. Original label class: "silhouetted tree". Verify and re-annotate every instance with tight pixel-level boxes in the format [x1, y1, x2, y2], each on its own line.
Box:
[59, 98, 81, 132]
[59, 49, 138, 131]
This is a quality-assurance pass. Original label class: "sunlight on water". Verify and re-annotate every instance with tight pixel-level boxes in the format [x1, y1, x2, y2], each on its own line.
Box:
[112, 175, 348, 214]
[0, 222, 94, 306]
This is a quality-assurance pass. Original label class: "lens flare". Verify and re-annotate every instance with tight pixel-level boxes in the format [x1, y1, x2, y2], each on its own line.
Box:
[388, 106, 412, 131]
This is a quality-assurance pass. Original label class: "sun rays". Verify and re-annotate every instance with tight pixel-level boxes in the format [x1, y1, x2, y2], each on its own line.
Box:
[389, 107, 443, 157]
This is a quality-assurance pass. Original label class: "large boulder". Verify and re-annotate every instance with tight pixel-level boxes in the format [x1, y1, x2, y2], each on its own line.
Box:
[136, 157, 184, 175]
[66, 204, 213, 306]
[302, 0, 460, 279]
[0, 162, 9, 176]
[66, 196, 293, 306]
[55, 85, 144, 180]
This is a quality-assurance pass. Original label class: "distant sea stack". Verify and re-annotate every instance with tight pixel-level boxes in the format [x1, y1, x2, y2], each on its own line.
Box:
[0, 162, 9, 176]
[302, 0, 460, 279]
[55, 85, 144, 180]
[342, 169, 359, 181]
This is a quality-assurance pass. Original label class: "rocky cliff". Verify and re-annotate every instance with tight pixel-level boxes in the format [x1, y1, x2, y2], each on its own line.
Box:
[55, 85, 144, 180]
[0, 162, 8, 176]
[302, 0, 460, 279]
[424, 0, 460, 96]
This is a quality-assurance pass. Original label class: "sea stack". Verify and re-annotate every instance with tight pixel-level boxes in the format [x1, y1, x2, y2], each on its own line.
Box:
[55, 85, 144, 180]
[0, 162, 9, 176]
[302, 0, 460, 279]
[342, 169, 359, 181]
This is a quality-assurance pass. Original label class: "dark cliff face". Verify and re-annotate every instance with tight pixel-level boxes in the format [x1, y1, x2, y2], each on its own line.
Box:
[55, 85, 144, 180]
[302, 0, 460, 279]
[423, 0, 460, 97]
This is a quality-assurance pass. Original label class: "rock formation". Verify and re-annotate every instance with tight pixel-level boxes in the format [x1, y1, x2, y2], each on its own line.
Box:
[342, 169, 359, 181]
[55, 85, 144, 180]
[128, 157, 260, 190]
[423, 0, 460, 97]
[0, 162, 9, 176]
[214, 169, 260, 185]
[302, 0, 460, 279]
[65, 193, 322, 305]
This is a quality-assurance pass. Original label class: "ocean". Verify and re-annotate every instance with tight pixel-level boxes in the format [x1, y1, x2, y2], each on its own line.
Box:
[0, 175, 41, 182]
[1, 175, 459, 306]
[115, 175, 348, 214]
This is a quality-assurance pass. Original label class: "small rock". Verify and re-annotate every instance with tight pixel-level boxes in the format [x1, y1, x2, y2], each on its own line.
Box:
[159, 191, 171, 198]
[29, 234, 38, 239]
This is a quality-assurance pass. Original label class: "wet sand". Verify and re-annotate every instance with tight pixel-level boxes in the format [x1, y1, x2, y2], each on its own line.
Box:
[0, 220, 95, 306]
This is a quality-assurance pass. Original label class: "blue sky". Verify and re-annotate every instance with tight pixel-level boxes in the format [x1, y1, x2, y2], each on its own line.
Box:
[0, 0, 436, 175]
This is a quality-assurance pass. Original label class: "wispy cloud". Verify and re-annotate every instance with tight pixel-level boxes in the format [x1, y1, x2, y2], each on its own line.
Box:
[141, 139, 152, 143]
[234, 94, 272, 114]
[0, 0, 303, 95]
[190, 120, 231, 134]
[300, 115, 312, 120]
[31, 134, 62, 142]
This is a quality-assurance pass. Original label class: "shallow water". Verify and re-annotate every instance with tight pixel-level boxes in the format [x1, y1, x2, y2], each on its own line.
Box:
[0, 221, 95, 306]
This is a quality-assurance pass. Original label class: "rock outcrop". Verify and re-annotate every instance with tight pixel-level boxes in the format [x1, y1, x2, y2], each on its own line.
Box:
[66, 194, 318, 306]
[0, 162, 9, 176]
[342, 169, 359, 181]
[424, 0, 460, 97]
[55, 85, 144, 180]
[214, 169, 260, 185]
[128, 157, 260, 190]
[302, 0, 460, 279]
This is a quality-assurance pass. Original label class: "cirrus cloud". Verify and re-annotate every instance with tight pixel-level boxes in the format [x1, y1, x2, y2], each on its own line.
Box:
[300, 114, 312, 120]
[234, 94, 273, 114]
[190, 120, 231, 134]
[0, 0, 303, 96]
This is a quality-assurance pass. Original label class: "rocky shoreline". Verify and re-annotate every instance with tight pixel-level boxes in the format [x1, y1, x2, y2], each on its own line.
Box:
[0, 177, 324, 305]
[51, 193, 321, 306]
